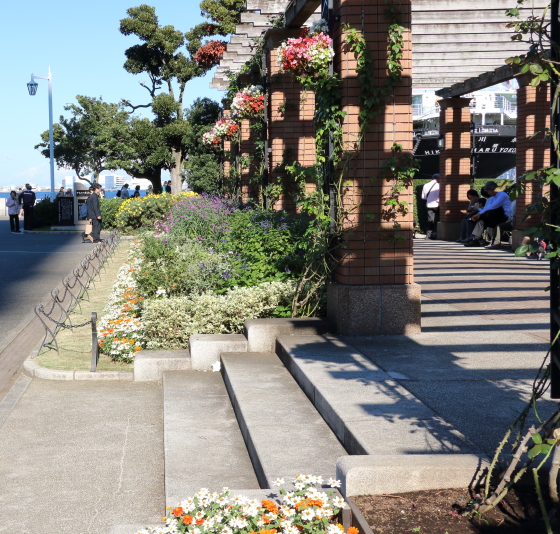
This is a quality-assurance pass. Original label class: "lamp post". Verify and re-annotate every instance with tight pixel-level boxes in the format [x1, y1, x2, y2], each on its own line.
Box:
[27, 67, 55, 194]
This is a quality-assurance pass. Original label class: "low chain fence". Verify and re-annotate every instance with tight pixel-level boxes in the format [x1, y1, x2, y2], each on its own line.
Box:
[33, 231, 121, 372]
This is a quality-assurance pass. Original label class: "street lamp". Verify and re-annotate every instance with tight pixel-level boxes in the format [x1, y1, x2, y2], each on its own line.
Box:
[27, 67, 55, 194]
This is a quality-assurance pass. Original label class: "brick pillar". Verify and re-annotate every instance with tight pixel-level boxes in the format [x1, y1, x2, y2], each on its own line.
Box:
[240, 118, 257, 202]
[437, 97, 472, 241]
[512, 83, 550, 249]
[222, 111, 233, 194]
[327, 0, 420, 335]
[265, 29, 316, 213]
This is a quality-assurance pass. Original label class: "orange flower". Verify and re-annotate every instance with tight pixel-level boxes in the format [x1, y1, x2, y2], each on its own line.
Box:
[172, 507, 184, 517]
[196, 518, 204, 525]
[182, 515, 193, 525]
[295, 499, 323, 510]
[348, 528, 359, 534]
[262, 500, 279, 514]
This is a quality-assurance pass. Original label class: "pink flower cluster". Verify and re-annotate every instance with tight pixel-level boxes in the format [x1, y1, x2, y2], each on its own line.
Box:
[277, 27, 334, 78]
[202, 118, 240, 145]
[231, 85, 265, 119]
[202, 130, 220, 146]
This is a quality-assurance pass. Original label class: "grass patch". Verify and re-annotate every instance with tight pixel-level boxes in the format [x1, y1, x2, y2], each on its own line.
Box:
[36, 243, 133, 371]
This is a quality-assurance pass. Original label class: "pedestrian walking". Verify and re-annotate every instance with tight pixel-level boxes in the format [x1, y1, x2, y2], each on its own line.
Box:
[18, 184, 36, 231]
[165, 181, 172, 194]
[86, 183, 103, 244]
[421, 173, 440, 239]
[6, 191, 21, 233]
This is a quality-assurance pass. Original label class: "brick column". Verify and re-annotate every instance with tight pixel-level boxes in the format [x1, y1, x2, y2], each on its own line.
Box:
[239, 118, 258, 202]
[265, 29, 316, 213]
[222, 111, 233, 194]
[437, 97, 472, 241]
[327, 0, 420, 335]
[512, 83, 550, 249]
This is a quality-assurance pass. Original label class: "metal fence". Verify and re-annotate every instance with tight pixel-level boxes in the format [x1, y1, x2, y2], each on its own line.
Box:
[33, 231, 121, 371]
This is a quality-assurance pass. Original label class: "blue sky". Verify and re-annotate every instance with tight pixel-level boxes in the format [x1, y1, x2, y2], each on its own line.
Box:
[0, 0, 223, 187]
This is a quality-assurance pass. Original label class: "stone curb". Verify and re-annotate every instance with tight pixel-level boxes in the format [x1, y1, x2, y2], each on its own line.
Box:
[23, 358, 133, 381]
[336, 454, 490, 497]
[23, 341, 133, 381]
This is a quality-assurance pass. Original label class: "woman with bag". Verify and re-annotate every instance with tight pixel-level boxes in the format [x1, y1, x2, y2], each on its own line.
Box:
[6, 191, 21, 233]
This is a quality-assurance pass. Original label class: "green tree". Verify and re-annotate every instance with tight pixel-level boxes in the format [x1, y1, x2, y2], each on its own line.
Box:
[104, 116, 173, 194]
[119, 4, 213, 193]
[183, 97, 223, 194]
[35, 96, 128, 185]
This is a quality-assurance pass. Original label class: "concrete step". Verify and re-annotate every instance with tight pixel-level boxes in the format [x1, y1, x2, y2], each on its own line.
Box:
[221, 352, 347, 488]
[163, 371, 259, 508]
[276, 335, 479, 456]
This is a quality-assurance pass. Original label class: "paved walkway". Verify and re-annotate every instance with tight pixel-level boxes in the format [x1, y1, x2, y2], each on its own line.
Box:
[347, 239, 553, 456]
[0, 221, 104, 401]
[0, 380, 164, 534]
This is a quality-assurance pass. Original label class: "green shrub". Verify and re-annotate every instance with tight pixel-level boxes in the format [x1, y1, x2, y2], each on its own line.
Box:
[222, 210, 311, 286]
[141, 280, 296, 349]
[136, 235, 238, 297]
[100, 198, 124, 229]
[34, 197, 58, 227]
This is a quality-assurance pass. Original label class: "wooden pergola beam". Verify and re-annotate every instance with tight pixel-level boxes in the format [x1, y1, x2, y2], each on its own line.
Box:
[435, 64, 520, 98]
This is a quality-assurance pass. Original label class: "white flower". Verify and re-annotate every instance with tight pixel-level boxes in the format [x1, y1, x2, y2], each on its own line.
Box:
[328, 478, 341, 488]
[272, 477, 285, 486]
[300, 509, 315, 521]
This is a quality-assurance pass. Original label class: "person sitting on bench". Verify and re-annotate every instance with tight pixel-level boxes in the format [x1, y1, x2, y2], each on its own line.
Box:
[457, 189, 480, 243]
[464, 181, 511, 247]
[484, 200, 516, 250]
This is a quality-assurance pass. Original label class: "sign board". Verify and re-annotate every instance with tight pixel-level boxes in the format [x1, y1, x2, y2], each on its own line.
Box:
[57, 197, 74, 226]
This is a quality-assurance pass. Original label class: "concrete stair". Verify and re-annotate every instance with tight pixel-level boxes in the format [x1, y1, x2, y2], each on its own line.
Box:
[221, 352, 347, 488]
[163, 371, 259, 507]
[276, 335, 479, 456]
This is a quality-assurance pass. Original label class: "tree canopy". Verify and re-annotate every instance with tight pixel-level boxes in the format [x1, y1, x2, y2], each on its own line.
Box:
[183, 97, 223, 195]
[35, 96, 129, 184]
[118, 4, 221, 193]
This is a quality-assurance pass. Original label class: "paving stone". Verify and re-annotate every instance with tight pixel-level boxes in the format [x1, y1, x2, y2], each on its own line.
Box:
[163, 371, 259, 508]
[221, 352, 346, 488]
[276, 335, 478, 456]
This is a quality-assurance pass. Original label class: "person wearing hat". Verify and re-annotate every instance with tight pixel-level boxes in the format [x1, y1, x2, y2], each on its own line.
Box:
[464, 180, 511, 247]
[421, 173, 440, 239]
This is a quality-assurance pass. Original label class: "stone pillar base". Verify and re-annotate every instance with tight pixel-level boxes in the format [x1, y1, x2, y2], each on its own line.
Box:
[512, 229, 529, 251]
[327, 282, 421, 336]
[436, 221, 461, 241]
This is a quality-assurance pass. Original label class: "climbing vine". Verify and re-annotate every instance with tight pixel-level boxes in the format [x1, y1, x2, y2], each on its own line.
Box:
[344, 9, 418, 238]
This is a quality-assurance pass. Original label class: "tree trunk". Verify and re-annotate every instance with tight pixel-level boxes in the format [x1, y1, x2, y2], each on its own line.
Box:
[170, 148, 183, 194]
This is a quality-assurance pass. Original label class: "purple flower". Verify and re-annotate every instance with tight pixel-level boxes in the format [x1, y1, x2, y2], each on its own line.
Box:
[222, 271, 231, 279]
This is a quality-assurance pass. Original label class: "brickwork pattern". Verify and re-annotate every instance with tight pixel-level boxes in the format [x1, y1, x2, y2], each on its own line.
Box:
[265, 29, 317, 213]
[438, 98, 472, 223]
[332, 0, 414, 286]
[240, 118, 258, 202]
[515, 85, 550, 230]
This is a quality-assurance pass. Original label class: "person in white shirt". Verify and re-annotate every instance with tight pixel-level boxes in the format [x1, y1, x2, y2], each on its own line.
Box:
[464, 180, 511, 247]
[421, 174, 440, 239]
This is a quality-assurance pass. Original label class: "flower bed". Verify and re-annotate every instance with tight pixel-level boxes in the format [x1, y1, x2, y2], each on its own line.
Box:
[116, 192, 198, 232]
[98, 240, 146, 362]
[277, 20, 334, 79]
[135, 475, 353, 534]
[231, 86, 265, 119]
